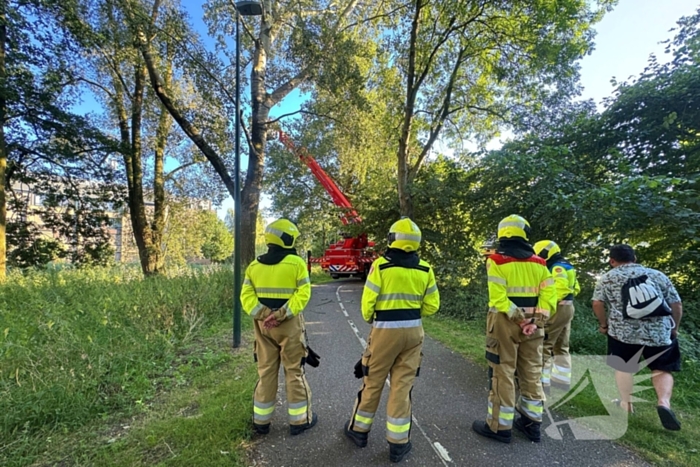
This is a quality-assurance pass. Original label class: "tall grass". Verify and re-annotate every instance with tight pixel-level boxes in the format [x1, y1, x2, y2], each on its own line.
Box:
[0, 265, 239, 440]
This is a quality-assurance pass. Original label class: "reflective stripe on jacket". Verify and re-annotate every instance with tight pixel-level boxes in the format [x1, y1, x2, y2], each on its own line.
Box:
[361, 256, 440, 323]
[486, 254, 556, 319]
[549, 261, 580, 302]
[241, 255, 311, 319]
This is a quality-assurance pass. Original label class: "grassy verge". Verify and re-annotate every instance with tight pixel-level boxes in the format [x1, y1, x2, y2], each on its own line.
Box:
[0, 265, 258, 466]
[19, 330, 258, 467]
[424, 308, 700, 467]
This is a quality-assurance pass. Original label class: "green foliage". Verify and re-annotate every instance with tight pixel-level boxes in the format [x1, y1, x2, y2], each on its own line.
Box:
[463, 9, 700, 294]
[0, 265, 238, 442]
[199, 211, 233, 262]
[2, 0, 126, 272]
[6, 224, 66, 268]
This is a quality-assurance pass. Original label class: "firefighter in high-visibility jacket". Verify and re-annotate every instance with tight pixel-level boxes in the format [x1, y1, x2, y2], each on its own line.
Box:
[344, 218, 439, 463]
[240, 218, 317, 436]
[534, 240, 580, 393]
[472, 215, 557, 444]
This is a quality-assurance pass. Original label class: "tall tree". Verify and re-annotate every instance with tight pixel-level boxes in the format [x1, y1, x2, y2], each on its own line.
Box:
[389, 0, 616, 216]
[58, 0, 225, 275]
[0, 0, 125, 274]
[126, 0, 383, 265]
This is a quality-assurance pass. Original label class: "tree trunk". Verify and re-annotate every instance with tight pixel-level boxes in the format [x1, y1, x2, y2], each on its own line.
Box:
[129, 64, 159, 275]
[0, 5, 5, 282]
[150, 50, 173, 274]
[116, 61, 158, 276]
[241, 35, 270, 266]
[150, 105, 167, 273]
[396, 0, 423, 219]
[397, 137, 413, 218]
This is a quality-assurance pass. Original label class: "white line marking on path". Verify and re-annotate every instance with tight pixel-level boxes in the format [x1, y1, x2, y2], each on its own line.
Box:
[334, 285, 451, 465]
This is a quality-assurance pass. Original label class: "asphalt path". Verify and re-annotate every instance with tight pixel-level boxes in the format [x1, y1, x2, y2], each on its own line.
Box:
[249, 280, 647, 467]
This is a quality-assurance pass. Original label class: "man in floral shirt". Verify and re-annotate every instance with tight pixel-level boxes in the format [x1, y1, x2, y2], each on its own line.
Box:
[592, 244, 683, 431]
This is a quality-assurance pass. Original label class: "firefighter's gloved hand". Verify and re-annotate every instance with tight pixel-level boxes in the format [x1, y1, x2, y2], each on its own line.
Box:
[306, 346, 321, 368]
[354, 359, 364, 379]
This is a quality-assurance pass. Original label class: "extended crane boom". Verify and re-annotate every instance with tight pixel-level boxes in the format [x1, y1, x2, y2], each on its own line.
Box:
[277, 130, 376, 279]
[278, 131, 361, 225]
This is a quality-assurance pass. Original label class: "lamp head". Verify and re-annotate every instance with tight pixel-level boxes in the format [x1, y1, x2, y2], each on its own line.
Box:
[235, 0, 263, 16]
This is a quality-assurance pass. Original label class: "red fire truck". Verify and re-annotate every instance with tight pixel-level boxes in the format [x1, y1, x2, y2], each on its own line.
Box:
[278, 131, 377, 279]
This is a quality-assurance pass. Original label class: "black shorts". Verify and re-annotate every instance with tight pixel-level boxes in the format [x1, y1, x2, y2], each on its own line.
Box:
[607, 335, 681, 373]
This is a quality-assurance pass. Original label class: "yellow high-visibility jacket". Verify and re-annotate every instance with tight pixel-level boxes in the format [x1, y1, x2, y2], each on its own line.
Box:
[361, 256, 440, 323]
[486, 254, 557, 320]
[241, 254, 311, 320]
[549, 261, 580, 302]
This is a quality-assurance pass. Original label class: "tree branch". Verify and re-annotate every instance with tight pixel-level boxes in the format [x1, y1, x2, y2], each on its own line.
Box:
[268, 68, 312, 107]
[164, 160, 203, 181]
[129, 19, 237, 198]
[410, 46, 467, 179]
[339, 3, 410, 33]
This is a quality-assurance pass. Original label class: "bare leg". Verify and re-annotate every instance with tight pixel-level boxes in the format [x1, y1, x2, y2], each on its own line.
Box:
[614, 370, 634, 412]
[652, 370, 674, 409]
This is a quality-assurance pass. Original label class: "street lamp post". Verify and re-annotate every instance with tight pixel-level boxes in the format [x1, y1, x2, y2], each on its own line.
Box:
[233, 0, 263, 348]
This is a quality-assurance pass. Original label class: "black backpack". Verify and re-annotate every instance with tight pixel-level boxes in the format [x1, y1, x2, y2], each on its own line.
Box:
[620, 274, 671, 319]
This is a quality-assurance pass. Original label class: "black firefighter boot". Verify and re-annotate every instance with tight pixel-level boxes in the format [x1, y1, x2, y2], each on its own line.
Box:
[389, 441, 412, 463]
[290, 412, 318, 436]
[252, 422, 270, 435]
[471, 420, 512, 443]
[344, 420, 368, 447]
[514, 416, 541, 442]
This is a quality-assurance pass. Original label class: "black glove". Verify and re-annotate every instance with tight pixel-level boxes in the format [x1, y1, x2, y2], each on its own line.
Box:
[306, 346, 321, 368]
[354, 358, 363, 379]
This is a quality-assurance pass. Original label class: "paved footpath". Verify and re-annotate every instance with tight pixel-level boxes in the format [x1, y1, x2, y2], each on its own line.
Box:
[249, 280, 647, 467]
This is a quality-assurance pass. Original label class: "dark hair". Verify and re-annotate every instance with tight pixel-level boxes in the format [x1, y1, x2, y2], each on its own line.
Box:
[609, 244, 635, 263]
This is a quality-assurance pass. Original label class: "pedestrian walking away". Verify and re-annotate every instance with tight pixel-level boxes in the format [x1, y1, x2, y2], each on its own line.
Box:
[240, 218, 317, 436]
[344, 217, 440, 463]
[533, 240, 580, 393]
[472, 214, 557, 444]
[592, 244, 683, 431]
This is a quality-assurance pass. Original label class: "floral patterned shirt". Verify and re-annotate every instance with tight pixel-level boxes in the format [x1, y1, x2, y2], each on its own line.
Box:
[592, 263, 681, 346]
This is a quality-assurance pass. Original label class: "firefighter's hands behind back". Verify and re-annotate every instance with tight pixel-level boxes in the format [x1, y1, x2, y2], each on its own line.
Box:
[263, 308, 289, 329]
[518, 317, 537, 336]
[254, 306, 272, 321]
[263, 314, 280, 329]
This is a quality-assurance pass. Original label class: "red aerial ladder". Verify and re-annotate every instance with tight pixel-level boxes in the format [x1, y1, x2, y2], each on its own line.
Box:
[278, 131, 377, 279]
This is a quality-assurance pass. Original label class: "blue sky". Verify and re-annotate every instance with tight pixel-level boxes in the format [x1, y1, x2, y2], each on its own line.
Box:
[217, 0, 699, 219]
[577, 0, 698, 106]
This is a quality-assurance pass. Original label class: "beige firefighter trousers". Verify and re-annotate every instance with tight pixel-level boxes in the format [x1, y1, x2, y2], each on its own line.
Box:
[253, 313, 313, 427]
[350, 325, 423, 445]
[485, 311, 544, 432]
[542, 302, 574, 390]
